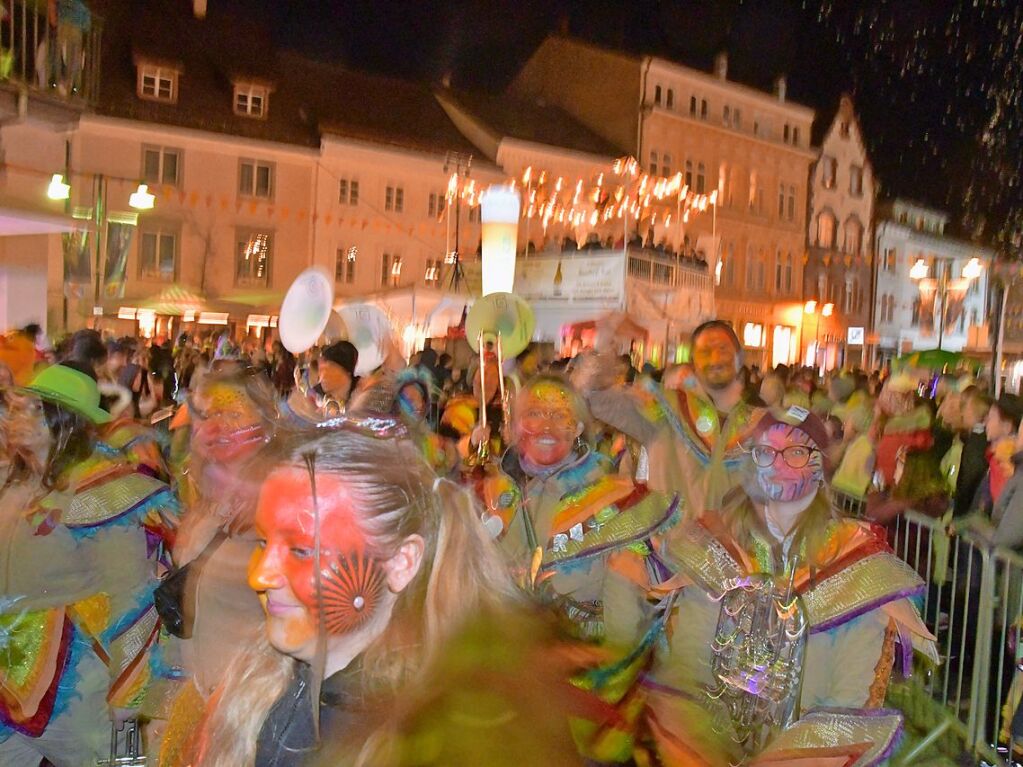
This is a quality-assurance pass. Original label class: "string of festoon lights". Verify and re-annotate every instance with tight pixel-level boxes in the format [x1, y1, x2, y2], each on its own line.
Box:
[444, 155, 718, 238]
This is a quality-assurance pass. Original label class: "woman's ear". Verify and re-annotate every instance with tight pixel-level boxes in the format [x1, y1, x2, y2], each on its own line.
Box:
[383, 534, 425, 593]
[574, 421, 585, 439]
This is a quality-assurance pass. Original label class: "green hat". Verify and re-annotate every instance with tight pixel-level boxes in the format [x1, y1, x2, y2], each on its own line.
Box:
[22, 364, 111, 424]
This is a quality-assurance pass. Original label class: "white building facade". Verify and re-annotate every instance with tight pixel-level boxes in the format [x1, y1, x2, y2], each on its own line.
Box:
[873, 200, 992, 360]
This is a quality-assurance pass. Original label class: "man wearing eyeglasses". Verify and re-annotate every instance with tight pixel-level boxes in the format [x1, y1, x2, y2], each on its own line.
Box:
[573, 320, 764, 516]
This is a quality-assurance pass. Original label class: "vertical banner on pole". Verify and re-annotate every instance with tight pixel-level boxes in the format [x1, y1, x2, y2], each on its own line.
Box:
[480, 185, 520, 296]
[103, 221, 134, 299]
[918, 281, 936, 337]
[62, 228, 91, 299]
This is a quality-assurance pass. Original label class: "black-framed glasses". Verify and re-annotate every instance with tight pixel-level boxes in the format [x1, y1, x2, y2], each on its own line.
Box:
[751, 444, 819, 469]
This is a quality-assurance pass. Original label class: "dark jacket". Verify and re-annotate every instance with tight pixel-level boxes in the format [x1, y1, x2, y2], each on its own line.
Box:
[954, 428, 990, 517]
[255, 660, 380, 767]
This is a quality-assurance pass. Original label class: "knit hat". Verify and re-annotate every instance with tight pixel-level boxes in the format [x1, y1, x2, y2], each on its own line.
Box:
[320, 341, 359, 378]
[995, 393, 1023, 429]
[22, 363, 111, 424]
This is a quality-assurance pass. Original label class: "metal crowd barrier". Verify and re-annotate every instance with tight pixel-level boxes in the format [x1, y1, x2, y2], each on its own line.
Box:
[887, 510, 1023, 765]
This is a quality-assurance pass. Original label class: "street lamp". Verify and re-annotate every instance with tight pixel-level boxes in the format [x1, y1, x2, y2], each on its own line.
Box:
[129, 183, 155, 210]
[47, 173, 70, 200]
[910, 257, 983, 350]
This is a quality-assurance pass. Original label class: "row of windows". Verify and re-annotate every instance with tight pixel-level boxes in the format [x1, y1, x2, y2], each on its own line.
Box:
[717, 244, 797, 294]
[141, 149, 466, 220]
[133, 227, 449, 290]
[647, 156, 800, 224]
[651, 84, 803, 146]
[137, 64, 269, 118]
[816, 274, 865, 315]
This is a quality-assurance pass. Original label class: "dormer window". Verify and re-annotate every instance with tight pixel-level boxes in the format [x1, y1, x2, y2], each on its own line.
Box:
[234, 83, 268, 117]
[138, 65, 178, 103]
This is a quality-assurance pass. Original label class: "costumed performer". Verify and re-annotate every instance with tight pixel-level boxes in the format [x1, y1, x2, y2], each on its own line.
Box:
[166, 417, 522, 766]
[0, 363, 178, 766]
[643, 406, 937, 766]
[573, 320, 764, 515]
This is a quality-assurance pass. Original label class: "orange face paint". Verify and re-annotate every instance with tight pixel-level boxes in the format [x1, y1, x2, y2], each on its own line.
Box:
[248, 467, 385, 660]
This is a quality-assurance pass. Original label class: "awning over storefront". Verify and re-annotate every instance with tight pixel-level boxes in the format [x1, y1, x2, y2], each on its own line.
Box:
[0, 202, 80, 236]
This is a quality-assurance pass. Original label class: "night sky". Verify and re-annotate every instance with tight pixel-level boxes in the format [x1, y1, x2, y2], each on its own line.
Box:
[226, 0, 1023, 253]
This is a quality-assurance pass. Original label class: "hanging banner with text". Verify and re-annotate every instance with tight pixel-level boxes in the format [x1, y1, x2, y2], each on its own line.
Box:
[460, 250, 626, 304]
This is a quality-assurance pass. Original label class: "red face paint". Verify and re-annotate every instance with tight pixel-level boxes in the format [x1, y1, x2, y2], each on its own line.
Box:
[514, 383, 579, 467]
[248, 467, 386, 659]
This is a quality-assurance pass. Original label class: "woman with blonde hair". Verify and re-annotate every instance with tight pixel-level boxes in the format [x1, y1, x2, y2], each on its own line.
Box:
[170, 416, 520, 766]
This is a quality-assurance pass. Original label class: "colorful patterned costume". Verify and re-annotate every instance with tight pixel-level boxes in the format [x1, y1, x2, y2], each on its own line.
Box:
[588, 377, 763, 513]
[0, 448, 178, 765]
[643, 513, 936, 766]
[480, 446, 678, 645]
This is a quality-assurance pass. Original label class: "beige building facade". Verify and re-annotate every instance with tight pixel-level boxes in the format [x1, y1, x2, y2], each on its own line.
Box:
[511, 37, 816, 367]
[805, 95, 876, 370]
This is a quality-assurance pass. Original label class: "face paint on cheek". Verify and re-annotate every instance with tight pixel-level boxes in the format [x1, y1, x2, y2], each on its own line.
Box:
[319, 552, 387, 635]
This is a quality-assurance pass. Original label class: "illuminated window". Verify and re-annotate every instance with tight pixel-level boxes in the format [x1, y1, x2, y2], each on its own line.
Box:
[336, 246, 357, 284]
[138, 65, 177, 102]
[817, 211, 836, 248]
[382, 252, 402, 286]
[428, 192, 446, 218]
[821, 156, 837, 189]
[844, 217, 863, 255]
[236, 230, 272, 287]
[743, 323, 765, 348]
[425, 258, 441, 286]
[234, 83, 268, 117]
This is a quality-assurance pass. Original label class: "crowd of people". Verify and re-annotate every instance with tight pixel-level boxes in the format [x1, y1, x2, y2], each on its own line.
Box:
[0, 316, 1015, 766]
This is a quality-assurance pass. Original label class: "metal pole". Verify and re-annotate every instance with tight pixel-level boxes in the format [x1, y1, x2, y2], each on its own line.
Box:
[937, 268, 946, 351]
[93, 174, 105, 322]
[995, 280, 1009, 396]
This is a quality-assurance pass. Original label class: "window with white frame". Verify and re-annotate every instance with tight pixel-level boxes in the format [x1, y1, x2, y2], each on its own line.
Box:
[428, 192, 446, 219]
[336, 246, 357, 284]
[138, 65, 177, 102]
[239, 159, 274, 198]
[139, 225, 177, 281]
[339, 179, 359, 205]
[142, 146, 181, 186]
[385, 185, 404, 213]
[236, 230, 272, 287]
[234, 83, 269, 117]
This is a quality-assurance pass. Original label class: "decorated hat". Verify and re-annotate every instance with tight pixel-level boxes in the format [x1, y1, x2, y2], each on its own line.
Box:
[22, 363, 111, 424]
[752, 405, 830, 453]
